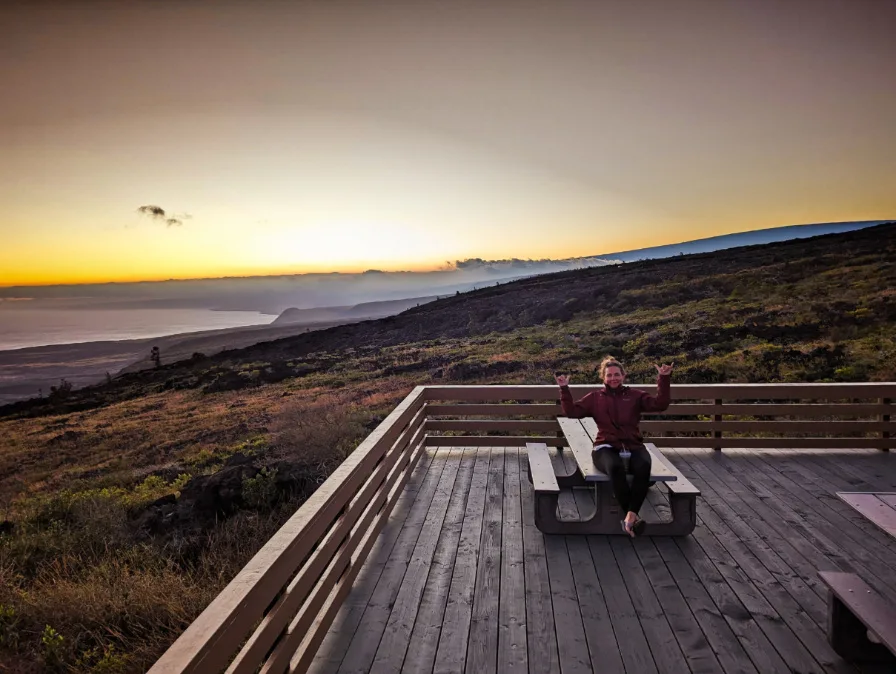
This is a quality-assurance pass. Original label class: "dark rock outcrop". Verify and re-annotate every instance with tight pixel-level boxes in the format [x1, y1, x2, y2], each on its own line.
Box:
[130, 454, 325, 539]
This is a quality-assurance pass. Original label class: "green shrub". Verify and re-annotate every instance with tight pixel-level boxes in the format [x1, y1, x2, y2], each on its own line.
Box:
[0, 604, 19, 649]
[242, 468, 279, 510]
[41, 625, 66, 671]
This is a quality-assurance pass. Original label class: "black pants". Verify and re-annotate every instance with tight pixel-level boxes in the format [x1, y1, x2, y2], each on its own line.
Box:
[593, 443, 652, 515]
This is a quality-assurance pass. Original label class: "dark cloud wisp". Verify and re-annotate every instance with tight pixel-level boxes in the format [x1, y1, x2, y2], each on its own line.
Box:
[137, 205, 185, 227]
[137, 205, 166, 218]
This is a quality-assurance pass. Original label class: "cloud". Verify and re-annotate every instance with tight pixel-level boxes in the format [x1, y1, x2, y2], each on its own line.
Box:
[454, 257, 552, 271]
[452, 255, 621, 274]
[137, 206, 189, 227]
[137, 205, 166, 219]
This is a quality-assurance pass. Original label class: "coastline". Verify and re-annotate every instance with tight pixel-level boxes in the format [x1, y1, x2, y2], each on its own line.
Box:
[0, 318, 357, 406]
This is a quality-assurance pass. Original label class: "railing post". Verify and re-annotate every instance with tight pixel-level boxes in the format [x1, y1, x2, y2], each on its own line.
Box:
[713, 399, 723, 451]
[882, 397, 891, 452]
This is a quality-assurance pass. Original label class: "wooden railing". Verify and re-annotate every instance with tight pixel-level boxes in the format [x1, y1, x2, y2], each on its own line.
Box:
[150, 382, 895, 673]
[149, 386, 427, 674]
[422, 383, 896, 451]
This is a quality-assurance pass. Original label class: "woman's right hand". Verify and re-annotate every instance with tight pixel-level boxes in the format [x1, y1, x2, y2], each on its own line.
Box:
[555, 373, 570, 387]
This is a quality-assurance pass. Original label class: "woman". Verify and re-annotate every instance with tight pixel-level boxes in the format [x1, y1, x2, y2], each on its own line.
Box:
[555, 357, 674, 537]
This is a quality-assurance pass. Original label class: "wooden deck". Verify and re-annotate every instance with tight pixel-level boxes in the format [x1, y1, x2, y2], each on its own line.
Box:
[309, 446, 896, 674]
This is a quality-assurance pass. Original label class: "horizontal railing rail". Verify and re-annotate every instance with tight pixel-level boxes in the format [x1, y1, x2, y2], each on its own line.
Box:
[422, 383, 896, 451]
[152, 381, 895, 673]
[422, 382, 896, 401]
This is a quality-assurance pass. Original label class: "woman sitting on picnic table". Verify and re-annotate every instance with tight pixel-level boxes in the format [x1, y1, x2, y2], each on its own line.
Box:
[555, 357, 674, 537]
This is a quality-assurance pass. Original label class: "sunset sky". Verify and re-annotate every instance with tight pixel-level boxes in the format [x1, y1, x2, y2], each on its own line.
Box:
[2, 0, 895, 286]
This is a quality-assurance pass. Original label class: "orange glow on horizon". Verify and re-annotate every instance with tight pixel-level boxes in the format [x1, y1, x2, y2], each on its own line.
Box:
[2, 214, 892, 288]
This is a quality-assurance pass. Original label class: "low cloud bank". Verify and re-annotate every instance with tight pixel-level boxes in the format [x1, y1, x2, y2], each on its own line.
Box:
[0, 256, 619, 315]
[7, 219, 886, 315]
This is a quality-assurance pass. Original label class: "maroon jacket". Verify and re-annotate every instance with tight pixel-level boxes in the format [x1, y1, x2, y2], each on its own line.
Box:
[559, 374, 671, 446]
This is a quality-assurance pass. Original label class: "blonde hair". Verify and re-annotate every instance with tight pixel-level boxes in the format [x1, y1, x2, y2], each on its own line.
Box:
[599, 356, 626, 380]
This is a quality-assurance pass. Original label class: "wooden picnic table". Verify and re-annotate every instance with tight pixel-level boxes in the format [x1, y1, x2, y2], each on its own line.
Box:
[526, 417, 698, 536]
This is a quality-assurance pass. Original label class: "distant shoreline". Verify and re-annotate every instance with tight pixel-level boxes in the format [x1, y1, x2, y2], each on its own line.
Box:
[0, 307, 274, 353]
[0, 318, 348, 405]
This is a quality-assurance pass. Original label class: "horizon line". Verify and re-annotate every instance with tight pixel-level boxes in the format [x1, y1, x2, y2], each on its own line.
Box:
[1, 218, 891, 290]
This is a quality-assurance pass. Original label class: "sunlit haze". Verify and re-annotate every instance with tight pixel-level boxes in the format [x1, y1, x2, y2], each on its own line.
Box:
[2, 0, 895, 286]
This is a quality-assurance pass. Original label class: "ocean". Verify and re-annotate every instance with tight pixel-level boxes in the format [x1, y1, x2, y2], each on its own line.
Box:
[0, 306, 273, 352]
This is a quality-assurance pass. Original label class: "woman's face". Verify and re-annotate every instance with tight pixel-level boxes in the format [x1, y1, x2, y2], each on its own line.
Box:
[603, 366, 625, 388]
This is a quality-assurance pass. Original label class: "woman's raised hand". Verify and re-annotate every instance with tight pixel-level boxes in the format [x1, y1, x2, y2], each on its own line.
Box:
[654, 363, 674, 376]
[554, 373, 570, 387]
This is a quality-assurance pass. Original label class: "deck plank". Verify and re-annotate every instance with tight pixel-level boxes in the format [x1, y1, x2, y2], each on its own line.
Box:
[401, 448, 477, 674]
[610, 536, 691, 674]
[588, 535, 659, 673]
[497, 448, 527, 673]
[680, 446, 868, 673]
[567, 489, 625, 673]
[671, 452, 829, 619]
[432, 448, 491, 674]
[629, 537, 725, 674]
[763, 448, 896, 555]
[566, 535, 625, 674]
[656, 456, 796, 674]
[704, 449, 896, 606]
[544, 535, 591, 673]
[746, 452, 896, 573]
[520, 448, 561, 674]
[731, 449, 896, 577]
[680, 457, 851, 673]
[370, 449, 463, 673]
[309, 451, 437, 674]
[337, 453, 450, 674]
[823, 450, 896, 491]
[674, 450, 851, 674]
[652, 536, 759, 674]
[672, 533, 795, 674]
[466, 450, 505, 673]
[669, 449, 839, 596]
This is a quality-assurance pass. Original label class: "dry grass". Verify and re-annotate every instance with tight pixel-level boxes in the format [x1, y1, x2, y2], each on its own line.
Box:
[0, 379, 403, 672]
[0, 502, 305, 672]
[0, 389, 284, 504]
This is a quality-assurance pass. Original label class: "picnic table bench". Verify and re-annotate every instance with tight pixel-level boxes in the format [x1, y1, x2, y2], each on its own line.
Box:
[816, 492, 896, 663]
[526, 417, 698, 536]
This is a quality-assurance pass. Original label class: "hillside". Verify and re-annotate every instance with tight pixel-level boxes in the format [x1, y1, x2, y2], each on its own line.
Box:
[272, 294, 439, 325]
[603, 218, 887, 261]
[1, 222, 895, 671]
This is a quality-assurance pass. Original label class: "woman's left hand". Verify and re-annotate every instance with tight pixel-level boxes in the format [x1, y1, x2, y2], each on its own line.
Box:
[654, 363, 674, 376]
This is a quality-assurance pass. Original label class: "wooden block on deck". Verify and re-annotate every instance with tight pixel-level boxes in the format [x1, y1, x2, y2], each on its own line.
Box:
[837, 492, 896, 538]
[819, 571, 896, 661]
[526, 443, 560, 494]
